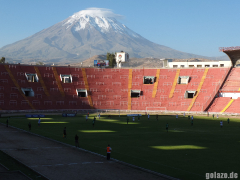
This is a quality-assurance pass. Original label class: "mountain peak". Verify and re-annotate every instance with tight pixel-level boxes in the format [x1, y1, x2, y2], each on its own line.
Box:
[62, 8, 140, 38]
[71, 8, 123, 19]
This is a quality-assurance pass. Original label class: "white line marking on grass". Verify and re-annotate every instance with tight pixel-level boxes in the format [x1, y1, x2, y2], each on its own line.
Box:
[1, 147, 63, 151]
[43, 147, 62, 149]
[68, 163, 78, 165]
[0, 149, 14, 151]
[82, 162, 91, 164]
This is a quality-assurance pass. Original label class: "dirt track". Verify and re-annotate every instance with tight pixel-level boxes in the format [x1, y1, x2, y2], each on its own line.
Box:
[0, 124, 172, 180]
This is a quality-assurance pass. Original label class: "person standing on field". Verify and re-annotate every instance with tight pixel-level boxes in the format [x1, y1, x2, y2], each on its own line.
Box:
[148, 114, 150, 120]
[86, 115, 88, 121]
[227, 118, 230, 124]
[166, 123, 169, 133]
[220, 120, 223, 128]
[106, 144, 112, 160]
[75, 134, 79, 148]
[63, 127, 67, 138]
[28, 122, 31, 131]
[38, 118, 41, 126]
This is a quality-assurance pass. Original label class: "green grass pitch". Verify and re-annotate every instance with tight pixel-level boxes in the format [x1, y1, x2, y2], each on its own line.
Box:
[1, 114, 240, 180]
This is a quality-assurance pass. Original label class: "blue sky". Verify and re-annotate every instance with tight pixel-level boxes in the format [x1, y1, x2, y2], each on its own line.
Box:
[0, 0, 240, 57]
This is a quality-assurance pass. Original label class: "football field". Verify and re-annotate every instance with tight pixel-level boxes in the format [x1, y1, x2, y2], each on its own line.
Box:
[1, 114, 239, 180]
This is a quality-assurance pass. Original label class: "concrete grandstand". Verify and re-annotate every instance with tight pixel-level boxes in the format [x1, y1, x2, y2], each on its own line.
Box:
[0, 53, 239, 114]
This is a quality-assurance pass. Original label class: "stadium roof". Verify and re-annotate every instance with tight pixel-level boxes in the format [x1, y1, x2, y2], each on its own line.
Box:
[219, 47, 240, 66]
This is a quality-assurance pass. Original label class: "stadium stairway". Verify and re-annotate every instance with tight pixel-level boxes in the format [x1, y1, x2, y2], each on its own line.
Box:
[208, 97, 232, 112]
[19, 65, 50, 110]
[53, 67, 65, 97]
[191, 68, 229, 112]
[153, 69, 176, 111]
[3, 64, 35, 110]
[128, 69, 132, 110]
[19, 65, 62, 110]
[0, 65, 17, 110]
[34, 66, 50, 97]
[187, 68, 209, 111]
[131, 69, 159, 111]
[167, 68, 201, 111]
[217, 68, 240, 113]
[169, 69, 180, 98]
[82, 68, 93, 109]
[152, 69, 160, 98]
[220, 99, 234, 113]
[37, 66, 62, 97]
[224, 98, 240, 113]
[0, 64, 35, 110]
[36, 66, 67, 110]
[221, 68, 240, 92]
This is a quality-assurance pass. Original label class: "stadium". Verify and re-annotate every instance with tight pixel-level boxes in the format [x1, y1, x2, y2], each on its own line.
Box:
[1, 48, 240, 114]
[0, 48, 240, 180]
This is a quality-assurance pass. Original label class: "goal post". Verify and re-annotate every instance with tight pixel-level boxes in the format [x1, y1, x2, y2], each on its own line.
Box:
[146, 107, 167, 112]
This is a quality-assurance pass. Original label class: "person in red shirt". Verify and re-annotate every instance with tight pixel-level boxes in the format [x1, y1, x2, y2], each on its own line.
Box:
[106, 145, 112, 160]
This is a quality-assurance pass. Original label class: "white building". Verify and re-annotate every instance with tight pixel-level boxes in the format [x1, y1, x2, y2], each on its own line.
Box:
[162, 59, 232, 68]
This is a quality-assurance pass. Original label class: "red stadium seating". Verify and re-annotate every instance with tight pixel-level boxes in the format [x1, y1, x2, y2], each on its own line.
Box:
[0, 64, 235, 113]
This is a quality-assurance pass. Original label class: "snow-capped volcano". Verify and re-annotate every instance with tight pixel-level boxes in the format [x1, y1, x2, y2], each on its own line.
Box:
[0, 8, 206, 63]
[63, 8, 140, 38]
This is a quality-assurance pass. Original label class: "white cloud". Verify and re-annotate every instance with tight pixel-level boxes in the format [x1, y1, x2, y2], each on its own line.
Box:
[72, 8, 124, 19]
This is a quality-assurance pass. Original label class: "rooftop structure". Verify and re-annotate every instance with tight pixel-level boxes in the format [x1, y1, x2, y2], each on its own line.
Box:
[219, 46, 240, 67]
